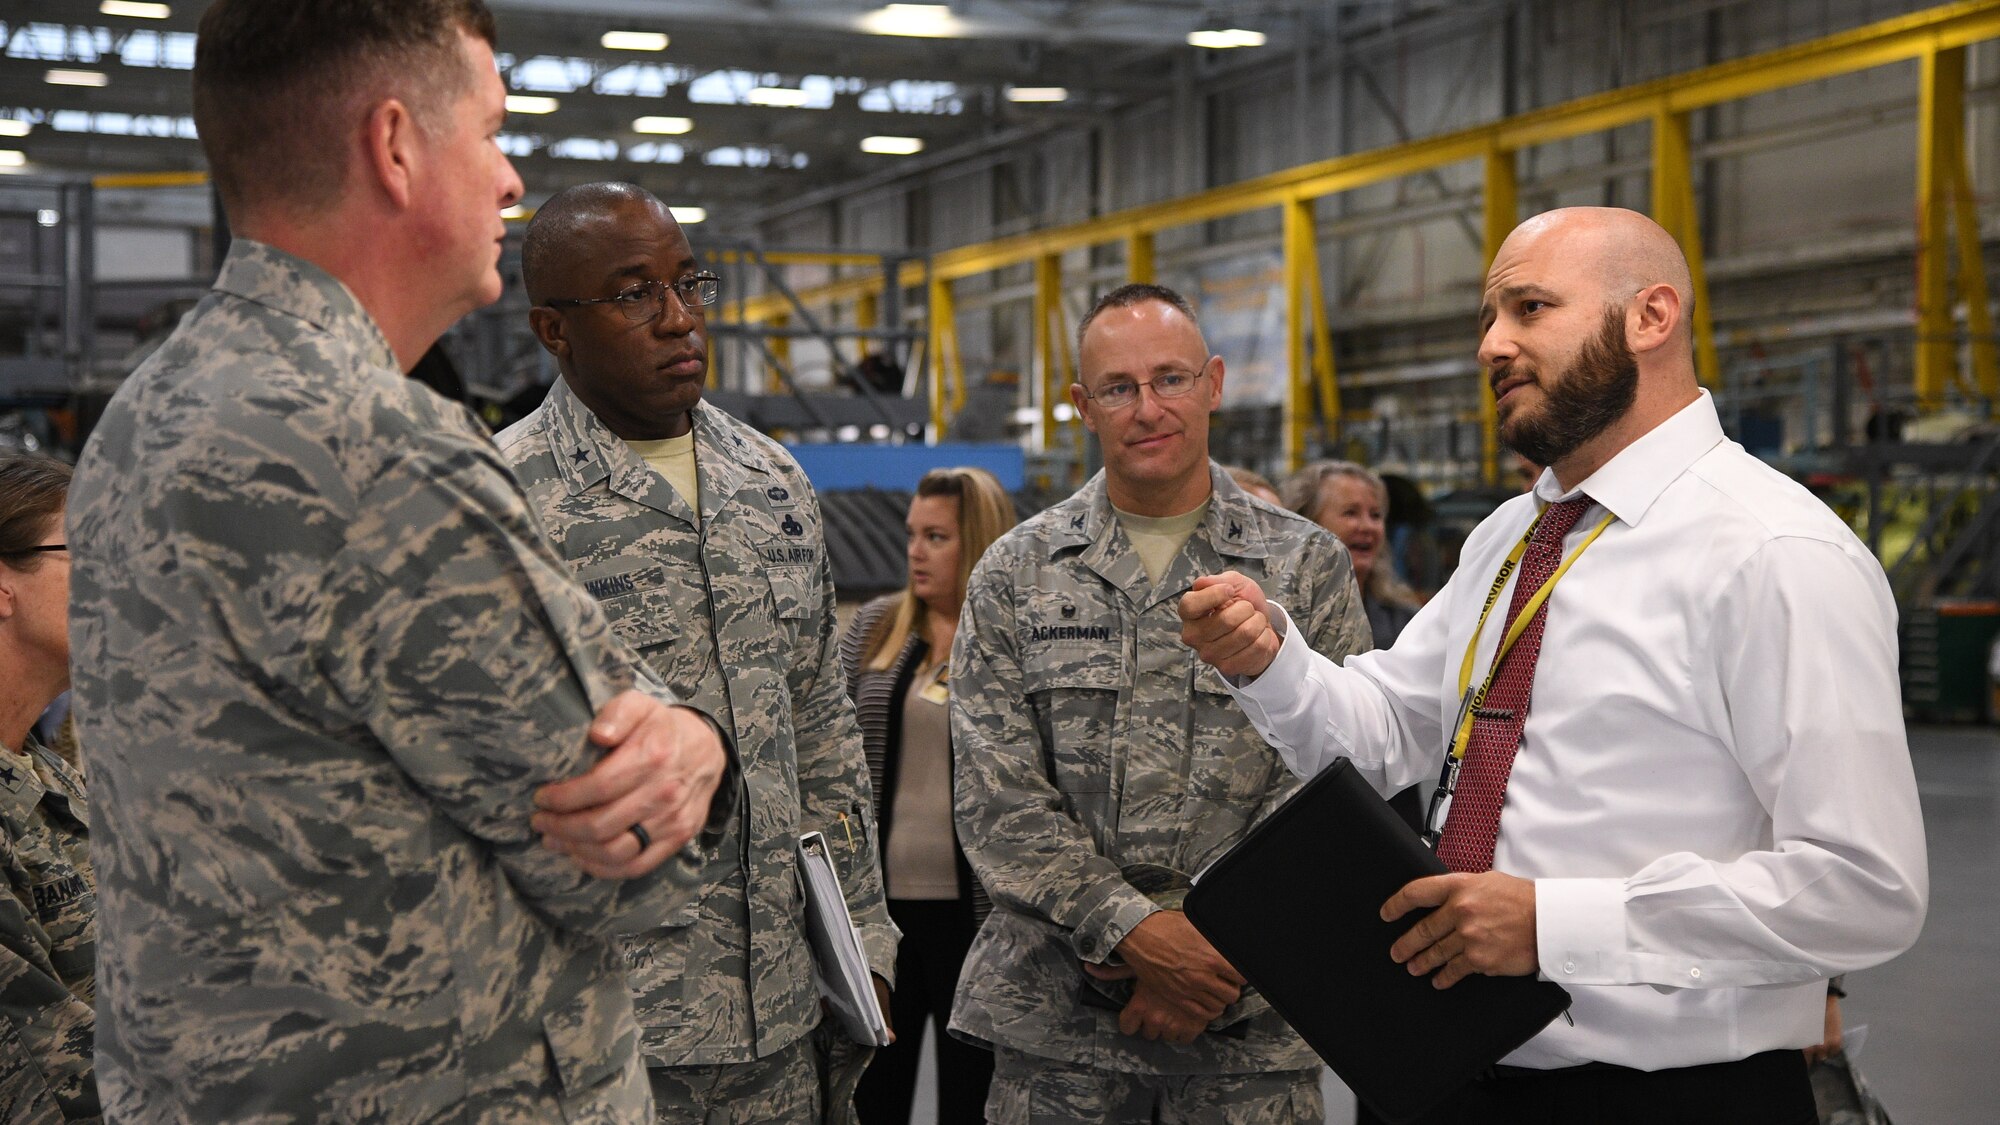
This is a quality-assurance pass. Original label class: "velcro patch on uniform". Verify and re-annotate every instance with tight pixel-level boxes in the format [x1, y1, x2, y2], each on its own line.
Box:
[577, 558, 667, 602]
[33, 873, 88, 921]
[759, 544, 818, 566]
[1024, 623, 1113, 643]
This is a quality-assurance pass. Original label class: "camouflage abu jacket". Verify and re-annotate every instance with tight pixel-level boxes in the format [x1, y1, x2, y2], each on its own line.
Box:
[948, 464, 1371, 1075]
[0, 734, 97, 1123]
[68, 240, 718, 1124]
[498, 385, 895, 1068]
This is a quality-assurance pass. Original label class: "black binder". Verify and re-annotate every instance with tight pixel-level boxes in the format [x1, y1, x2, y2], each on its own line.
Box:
[1184, 758, 1572, 1123]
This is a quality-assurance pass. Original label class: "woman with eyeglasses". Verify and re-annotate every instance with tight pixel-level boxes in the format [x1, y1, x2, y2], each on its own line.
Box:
[842, 467, 1017, 1125]
[0, 453, 99, 1122]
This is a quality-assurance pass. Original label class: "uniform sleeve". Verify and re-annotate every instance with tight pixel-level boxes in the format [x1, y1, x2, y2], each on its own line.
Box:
[950, 553, 1156, 964]
[313, 440, 710, 938]
[0, 848, 96, 1122]
[787, 486, 898, 984]
[1296, 535, 1377, 670]
[1535, 535, 1928, 987]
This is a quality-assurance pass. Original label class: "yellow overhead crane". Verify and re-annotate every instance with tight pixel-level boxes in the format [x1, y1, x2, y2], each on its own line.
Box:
[728, 0, 2000, 482]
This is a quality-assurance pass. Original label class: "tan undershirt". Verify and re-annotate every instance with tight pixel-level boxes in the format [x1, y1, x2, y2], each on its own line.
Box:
[1113, 499, 1210, 584]
[626, 431, 700, 523]
[884, 660, 959, 900]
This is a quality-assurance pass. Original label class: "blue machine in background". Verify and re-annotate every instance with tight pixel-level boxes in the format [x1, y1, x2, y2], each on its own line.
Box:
[784, 441, 1025, 493]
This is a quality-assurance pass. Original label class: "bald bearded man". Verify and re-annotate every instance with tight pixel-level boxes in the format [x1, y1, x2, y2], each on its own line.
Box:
[1181, 207, 1926, 1124]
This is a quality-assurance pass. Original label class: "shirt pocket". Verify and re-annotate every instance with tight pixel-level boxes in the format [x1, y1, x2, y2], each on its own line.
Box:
[1019, 643, 1125, 796]
[1185, 659, 1274, 801]
[572, 555, 677, 650]
[541, 980, 645, 1121]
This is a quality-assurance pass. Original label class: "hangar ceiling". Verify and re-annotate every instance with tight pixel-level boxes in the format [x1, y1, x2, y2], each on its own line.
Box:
[0, 0, 1446, 229]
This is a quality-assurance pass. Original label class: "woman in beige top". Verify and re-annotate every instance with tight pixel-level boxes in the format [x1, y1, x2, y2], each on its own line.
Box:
[841, 467, 1016, 1125]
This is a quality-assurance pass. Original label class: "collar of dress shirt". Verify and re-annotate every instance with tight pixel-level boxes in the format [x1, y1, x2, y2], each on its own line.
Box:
[1529, 389, 1727, 528]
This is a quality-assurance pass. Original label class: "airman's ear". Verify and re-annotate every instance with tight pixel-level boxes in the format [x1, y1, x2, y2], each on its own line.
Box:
[529, 305, 568, 361]
[1069, 383, 1098, 435]
[360, 98, 419, 210]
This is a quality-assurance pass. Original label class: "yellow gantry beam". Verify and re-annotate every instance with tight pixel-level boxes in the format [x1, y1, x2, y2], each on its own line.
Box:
[1126, 232, 1156, 285]
[1915, 46, 1959, 410]
[1916, 44, 1998, 409]
[723, 1, 2000, 445]
[1035, 254, 1061, 450]
[1650, 110, 1722, 389]
[1480, 147, 1518, 486]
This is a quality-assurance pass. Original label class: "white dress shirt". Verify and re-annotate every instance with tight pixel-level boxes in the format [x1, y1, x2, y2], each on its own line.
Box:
[1229, 392, 1927, 1071]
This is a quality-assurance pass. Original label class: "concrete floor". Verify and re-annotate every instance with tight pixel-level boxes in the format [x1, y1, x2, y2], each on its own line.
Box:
[900, 725, 1997, 1125]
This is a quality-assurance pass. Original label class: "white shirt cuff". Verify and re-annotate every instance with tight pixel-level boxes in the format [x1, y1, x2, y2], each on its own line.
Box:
[1536, 877, 1628, 984]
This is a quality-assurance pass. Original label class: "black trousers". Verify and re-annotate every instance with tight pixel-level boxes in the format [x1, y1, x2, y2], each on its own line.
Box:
[854, 897, 995, 1125]
[1361, 1048, 1817, 1125]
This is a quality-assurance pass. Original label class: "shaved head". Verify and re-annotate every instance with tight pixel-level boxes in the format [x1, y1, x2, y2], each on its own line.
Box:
[1498, 207, 1695, 345]
[521, 181, 665, 305]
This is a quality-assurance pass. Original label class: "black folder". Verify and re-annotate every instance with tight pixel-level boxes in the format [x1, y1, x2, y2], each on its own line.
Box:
[1184, 758, 1572, 1123]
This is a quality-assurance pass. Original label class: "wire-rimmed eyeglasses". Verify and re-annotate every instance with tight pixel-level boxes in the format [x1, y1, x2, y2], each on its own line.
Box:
[544, 273, 722, 322]
[1080, 364, 1209, 411]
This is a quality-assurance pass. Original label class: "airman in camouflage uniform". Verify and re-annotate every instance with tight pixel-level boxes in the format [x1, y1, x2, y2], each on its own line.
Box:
[0, 734, 97, 1124]
[949, 286, 1372, 1123]
[498, 183, 896, 1125]
[65, 4, 731, 1120]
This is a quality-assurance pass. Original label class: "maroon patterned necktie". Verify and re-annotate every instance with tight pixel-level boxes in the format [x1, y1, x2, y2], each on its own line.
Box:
[1435, 496, 1596, 874]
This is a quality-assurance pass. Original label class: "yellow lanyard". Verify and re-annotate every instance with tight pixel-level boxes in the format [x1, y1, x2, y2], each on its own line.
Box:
[1446, 504, 1617, 763]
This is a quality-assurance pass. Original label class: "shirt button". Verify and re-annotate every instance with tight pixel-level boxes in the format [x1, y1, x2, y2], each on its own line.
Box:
[1689, 967, 1702, 980]
[1562, 961, 1576, 974]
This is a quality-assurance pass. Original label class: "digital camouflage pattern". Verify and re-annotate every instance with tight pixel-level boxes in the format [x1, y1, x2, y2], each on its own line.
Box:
[498, 386, 894, 1092]
[644, 1030, 818, 1124]
[949, 464, 1372, 1077]
[67, 240, 717, 1124]
[986, 1047, 1323, 1125]
[0, 735, 98, 1123]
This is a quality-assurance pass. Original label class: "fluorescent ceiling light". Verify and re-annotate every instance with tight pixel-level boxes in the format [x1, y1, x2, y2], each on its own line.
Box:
[38, 209, 60, 226]
[634, 116, 692, 135]
[861, 4, 960, 38]
[601, 30, 670, 51]
[669, 207, 706, 224]
[100, 1, 171, 17]
[506, 95, 560, 114]
[1006, 86, 1069, 103]
[0, 120, 30, 138]
[1187, 28, 1267, 48]
[46, 69, 110, 87]
[0, 151, 26, 167]
[747, 87, 813, 108]
[860, 135, 923, 155]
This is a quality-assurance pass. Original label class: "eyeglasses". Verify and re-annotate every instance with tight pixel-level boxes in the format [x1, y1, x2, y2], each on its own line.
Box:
[4, 544, 65, 554]
[1081, 364, 1209, 411]
[544, 273, 722, 322]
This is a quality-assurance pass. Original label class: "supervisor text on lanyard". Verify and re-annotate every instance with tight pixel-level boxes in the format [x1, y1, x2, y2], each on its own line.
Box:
[1420, 501, 1618, 847]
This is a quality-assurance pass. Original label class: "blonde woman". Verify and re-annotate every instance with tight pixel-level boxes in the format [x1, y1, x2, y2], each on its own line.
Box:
[841, 467, 1016, 1125]
[1281, 460, 1423, 650]
[1283, 459, 1428, 835]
